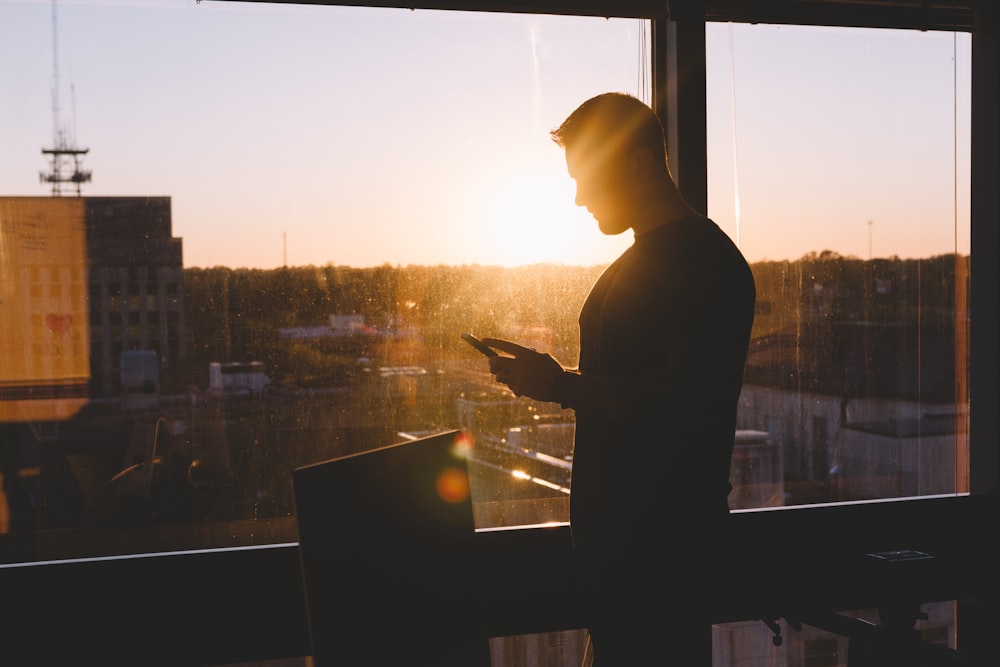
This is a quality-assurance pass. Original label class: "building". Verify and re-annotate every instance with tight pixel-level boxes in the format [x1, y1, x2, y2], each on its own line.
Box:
[0, 196, 183, 409]
[740, 322, 966, 504]
[84, 197, 184, 397]
[0, 197, 90, 422]
[209, 360, 270, 394]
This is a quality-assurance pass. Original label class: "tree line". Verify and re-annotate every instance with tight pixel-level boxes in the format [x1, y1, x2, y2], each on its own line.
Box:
[176, 253, 967, 389]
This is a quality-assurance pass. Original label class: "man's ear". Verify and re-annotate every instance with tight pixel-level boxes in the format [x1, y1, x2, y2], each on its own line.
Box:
[628, 146, 657, 177]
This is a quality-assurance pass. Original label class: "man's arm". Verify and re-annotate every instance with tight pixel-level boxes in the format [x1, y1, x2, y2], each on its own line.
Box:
[481, 337, 674, 421]
[480, 338, 564, 401]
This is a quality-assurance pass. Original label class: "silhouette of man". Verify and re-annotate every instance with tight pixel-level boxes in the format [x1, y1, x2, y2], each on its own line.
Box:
[483, 92, 756, 665]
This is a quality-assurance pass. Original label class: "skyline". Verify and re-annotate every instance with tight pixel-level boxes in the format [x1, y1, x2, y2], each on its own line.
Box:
[0, 0, 971, 268]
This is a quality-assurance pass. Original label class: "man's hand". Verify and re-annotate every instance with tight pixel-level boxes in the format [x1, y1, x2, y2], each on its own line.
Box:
[481, 337, 563, 402]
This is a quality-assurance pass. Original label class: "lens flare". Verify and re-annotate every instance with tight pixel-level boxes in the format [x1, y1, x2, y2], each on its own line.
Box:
[436, 467, 470, 504]
[452, 431, 475, 458]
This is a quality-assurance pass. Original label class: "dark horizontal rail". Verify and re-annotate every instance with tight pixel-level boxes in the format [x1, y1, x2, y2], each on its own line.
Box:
[1, 494, 994, 665]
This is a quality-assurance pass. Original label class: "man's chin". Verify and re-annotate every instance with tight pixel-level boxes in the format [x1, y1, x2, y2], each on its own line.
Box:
[597, 218, 629, 236]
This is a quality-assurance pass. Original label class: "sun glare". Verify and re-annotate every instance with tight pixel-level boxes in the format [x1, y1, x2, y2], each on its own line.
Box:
[472, 160, 625, 267]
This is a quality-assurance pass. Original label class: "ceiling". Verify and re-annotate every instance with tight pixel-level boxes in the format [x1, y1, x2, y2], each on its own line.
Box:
[212, 0, 980, 31]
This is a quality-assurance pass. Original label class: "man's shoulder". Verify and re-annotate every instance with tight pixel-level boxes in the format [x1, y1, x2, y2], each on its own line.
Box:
[635, 215, 743, 263]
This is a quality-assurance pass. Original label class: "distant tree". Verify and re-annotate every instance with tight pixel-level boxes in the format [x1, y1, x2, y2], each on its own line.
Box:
[183, 255, 967, 389]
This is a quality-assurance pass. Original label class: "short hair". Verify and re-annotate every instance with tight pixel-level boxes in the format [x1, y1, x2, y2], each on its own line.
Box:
[550, 92, 668, 171]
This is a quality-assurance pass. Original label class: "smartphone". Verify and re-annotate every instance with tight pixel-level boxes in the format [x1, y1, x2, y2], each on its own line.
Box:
[461, 332, 498, 358]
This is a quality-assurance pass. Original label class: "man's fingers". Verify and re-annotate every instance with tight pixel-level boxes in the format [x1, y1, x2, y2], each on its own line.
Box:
[481, 337, 534, 357]
[488, 356, 511, 374]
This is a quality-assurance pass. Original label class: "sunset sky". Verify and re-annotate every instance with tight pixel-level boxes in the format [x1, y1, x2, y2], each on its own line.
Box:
[0, 0, 971, 268]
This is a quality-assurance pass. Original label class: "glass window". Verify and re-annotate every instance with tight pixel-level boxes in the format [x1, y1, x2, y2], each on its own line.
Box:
[0, 0, 648, 563]
[0, 1, 974, 567]
[706, 23, 971, 508]
[0, 5, 983, 666]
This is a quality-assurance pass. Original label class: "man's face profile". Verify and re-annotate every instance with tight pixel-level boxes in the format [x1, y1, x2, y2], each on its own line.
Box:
[565, 142, 633, 237]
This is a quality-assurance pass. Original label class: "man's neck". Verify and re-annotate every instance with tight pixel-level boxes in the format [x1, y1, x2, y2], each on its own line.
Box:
[632, 188, 700, 236]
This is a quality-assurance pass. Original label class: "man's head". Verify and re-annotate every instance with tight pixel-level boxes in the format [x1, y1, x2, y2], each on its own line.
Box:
[551, 92, 671, 235]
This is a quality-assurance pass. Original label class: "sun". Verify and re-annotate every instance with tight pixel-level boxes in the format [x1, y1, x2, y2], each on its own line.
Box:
[471, 159, 628, 267]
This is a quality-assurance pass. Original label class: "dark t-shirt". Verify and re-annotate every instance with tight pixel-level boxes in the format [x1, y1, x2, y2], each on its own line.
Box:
[568, 215, 756, 566]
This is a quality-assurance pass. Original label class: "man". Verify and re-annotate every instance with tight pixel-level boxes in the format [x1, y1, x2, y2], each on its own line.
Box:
[483, 92, 756, 664]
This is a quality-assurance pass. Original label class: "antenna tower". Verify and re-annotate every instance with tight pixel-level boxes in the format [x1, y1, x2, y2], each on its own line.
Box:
[40, 0, 91, 196]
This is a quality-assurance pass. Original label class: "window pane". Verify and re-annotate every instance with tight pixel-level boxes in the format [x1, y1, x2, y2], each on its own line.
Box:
[706, 23, 971, 508]
[0, 1, 648, 563]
